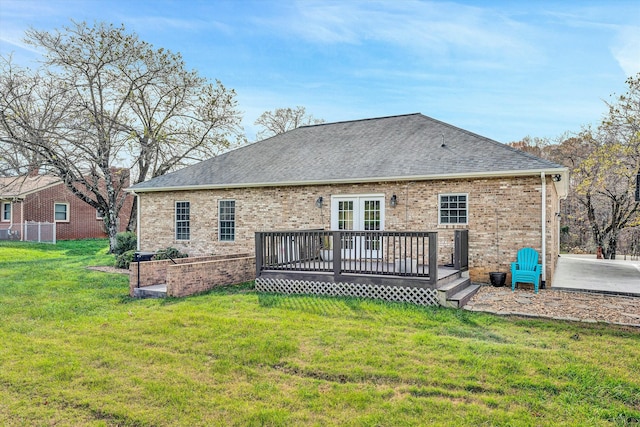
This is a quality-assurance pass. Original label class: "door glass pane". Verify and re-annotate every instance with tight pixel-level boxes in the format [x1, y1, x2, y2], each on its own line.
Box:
[338, 201, 353, 230]
[363, 200, 380, 230]
[338, 201, 354, 249]
[364, 200, 381, 250]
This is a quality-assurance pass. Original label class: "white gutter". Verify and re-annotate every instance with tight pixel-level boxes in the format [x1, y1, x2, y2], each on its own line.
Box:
[541, 172, 547, 287]
[127, 168, 570, 195]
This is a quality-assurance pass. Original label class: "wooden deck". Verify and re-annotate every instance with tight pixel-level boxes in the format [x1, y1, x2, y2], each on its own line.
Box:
[255, 229, 476, 306]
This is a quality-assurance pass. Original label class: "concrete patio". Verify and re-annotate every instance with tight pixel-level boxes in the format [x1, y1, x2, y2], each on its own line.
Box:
[552, 254, 640, 297]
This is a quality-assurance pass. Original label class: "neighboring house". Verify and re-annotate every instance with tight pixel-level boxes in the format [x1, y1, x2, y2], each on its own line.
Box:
[128, 113, 568, 293]
[0, 172, 132, 241]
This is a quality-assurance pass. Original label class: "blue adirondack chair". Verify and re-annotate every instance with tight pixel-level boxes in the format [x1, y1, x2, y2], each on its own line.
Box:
[511, 248, 542, 293]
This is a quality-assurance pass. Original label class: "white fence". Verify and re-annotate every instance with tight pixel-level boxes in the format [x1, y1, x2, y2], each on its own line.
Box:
[0, 222, 56, 244]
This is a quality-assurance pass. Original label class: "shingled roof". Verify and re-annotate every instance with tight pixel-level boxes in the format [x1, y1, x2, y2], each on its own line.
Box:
[0, 175, 61, 198]
[129, 113, 567, 193]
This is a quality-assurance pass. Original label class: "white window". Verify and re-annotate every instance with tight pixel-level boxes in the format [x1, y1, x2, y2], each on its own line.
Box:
[1, 202, 10, 222]
[439, 194, 468, 225]
[96, 209, 104, 220]
[219, 200, 235, 241]
[175, 201, 190, 241]
[54, 203, 69, 222]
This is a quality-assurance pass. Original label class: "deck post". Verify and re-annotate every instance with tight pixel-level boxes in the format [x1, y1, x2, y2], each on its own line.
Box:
[255, 232, 263, 277]
[332, 231, 341, 279]
[429, 232, 438, 285]
[454, 230, 469, 271]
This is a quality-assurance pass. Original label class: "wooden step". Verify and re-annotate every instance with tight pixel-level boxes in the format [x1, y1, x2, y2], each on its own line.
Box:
[437, 276, 470, 301]
[436, 269, 462, 287]
[447, 284, 481, 308]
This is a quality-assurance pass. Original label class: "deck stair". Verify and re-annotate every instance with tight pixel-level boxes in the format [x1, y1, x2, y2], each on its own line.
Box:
[437, 271, 480, 308]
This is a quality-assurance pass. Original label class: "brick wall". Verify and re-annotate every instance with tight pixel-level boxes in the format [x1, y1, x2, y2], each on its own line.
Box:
[166, 256, 255, 297]
[129, 253, 254, 297]
[137, 175, 562, 286]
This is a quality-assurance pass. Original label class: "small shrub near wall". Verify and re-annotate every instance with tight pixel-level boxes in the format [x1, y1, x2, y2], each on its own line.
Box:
[114, 232, 137, 256]
[116, 250, 136, 269]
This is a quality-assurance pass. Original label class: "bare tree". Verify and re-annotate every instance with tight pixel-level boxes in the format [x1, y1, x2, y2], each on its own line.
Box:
[0, 22, 244, 251]
[570, 74, 640, 259]
[254, 106, 324, 140]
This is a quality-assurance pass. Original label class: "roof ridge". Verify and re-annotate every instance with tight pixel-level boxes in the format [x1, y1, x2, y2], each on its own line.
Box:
[297, 112, 422, 130]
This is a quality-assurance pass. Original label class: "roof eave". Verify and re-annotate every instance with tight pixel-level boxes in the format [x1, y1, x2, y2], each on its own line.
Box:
[128, 167, 570, 195]
[0, 179, 63, 198]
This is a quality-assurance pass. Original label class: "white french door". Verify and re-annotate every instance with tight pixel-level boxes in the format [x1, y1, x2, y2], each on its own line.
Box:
[331, 195, 385, 259]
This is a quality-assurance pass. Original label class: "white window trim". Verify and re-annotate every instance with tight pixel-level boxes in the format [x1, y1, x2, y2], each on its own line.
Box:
[1, 201, 10, 222]
[175, 201, 190, 241]
[96, 209, 104, 220]
[218, 199, 236, 242]
[54, 202, 70, 223]
[438, 193, 469, 226]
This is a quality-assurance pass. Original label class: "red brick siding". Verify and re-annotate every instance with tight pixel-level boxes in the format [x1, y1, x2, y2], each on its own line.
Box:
[1, 182, 132, 240]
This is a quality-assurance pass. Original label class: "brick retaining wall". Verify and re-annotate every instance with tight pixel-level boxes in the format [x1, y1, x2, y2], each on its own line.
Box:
[129, 253, 254, 297]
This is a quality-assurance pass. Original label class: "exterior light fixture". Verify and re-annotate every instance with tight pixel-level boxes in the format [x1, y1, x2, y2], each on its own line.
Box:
[315, 196, 323, 208]
[390, 194, 397, 208]
[552, 174, 562, 182]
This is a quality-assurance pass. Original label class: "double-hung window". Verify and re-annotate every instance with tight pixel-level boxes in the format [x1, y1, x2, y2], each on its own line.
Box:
[54, 203, 69, 222]
[439, 194, 468, 225]
[219, 200, 235, 241]
[1, 202, 10, 221]
[175, 201, 190, 240]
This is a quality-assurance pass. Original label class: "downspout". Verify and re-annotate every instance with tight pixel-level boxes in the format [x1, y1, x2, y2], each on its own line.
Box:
[20, 198, 25, 241]
[135, 193, 141, 251]
[541, 172, 546, 288]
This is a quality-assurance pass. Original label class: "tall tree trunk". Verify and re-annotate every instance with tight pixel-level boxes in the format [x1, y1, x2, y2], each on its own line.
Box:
[608, 233, 618, 259]
[127, 196, 137, 232]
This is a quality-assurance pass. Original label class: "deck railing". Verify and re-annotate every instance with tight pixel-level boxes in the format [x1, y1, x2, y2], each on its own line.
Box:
[255, 229, 440, 284]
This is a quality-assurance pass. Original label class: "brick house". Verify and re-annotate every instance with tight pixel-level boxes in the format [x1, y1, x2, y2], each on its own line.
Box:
[0, 172, 132, 241]
[129, 114, 568, 303]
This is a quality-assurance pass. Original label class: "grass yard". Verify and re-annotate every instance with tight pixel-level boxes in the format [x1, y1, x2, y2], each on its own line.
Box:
[0, 240, 639, 426]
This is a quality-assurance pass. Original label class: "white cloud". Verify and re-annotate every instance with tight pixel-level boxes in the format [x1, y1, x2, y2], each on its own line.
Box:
[269, 0, 540, 65]
[611, 26, 640, 77]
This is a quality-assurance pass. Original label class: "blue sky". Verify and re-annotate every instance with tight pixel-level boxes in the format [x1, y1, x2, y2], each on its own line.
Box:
[1, 0, 639, 143]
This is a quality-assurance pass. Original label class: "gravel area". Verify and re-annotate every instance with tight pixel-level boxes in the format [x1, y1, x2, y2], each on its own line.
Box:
[465, 285, 640, 328]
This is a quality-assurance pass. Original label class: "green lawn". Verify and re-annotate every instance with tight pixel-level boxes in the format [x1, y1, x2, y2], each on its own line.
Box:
[0, 240, 639, 426]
